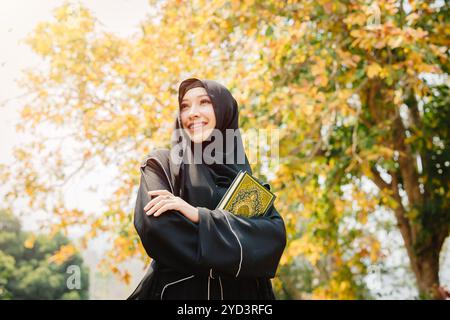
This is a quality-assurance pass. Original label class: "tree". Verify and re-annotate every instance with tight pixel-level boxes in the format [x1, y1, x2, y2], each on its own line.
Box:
[1, 1, 448, 298]
[0, 210, 89, 299]
[253, 0, 449, 299]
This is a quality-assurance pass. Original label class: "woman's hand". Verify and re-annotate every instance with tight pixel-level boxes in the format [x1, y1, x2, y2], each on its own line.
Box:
[144, 190, 199, 224]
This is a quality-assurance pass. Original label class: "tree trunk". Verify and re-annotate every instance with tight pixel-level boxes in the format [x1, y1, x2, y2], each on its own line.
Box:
[408, 247, 442, 299]
[367, 86, 449, 299]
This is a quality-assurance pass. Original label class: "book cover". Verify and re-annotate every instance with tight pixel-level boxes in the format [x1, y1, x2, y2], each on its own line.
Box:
[216, 170, 276, 218]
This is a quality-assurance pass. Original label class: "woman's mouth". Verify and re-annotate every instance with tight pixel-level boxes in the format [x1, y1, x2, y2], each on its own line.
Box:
[188, 121, 208, 131]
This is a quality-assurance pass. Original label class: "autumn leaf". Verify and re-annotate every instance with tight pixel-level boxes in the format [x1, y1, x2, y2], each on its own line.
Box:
[48, 244, 76, 265]
[24, 235, 36, 249]
[367, 63, 382, 78]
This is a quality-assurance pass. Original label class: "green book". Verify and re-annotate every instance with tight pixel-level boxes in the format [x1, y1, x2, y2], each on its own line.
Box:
[216, 170, 276, 218]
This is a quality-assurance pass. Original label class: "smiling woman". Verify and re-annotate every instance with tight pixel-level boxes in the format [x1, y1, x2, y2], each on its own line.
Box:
[180, 86, 217, 143]
[128, 78, 286, 300]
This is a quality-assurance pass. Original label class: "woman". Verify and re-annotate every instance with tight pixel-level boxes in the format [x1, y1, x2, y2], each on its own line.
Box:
[128, 78, 286, 300]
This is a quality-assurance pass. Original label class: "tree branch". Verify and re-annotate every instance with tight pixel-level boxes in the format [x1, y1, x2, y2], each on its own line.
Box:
[370, 166, 391, 191]
[392, 115, 422, 207]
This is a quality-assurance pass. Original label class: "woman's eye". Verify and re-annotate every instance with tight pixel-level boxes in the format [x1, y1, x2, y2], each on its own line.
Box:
[181, 100, 210, 110]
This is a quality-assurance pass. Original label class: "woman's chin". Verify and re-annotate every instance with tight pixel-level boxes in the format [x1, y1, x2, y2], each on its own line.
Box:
[188, 130, 213, 143]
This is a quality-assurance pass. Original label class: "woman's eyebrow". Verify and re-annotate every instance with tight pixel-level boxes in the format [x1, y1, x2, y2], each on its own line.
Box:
[182, 94, 210, 102]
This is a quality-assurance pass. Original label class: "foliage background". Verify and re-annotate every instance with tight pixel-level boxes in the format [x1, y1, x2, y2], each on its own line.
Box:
[0, 0, 449, 299]
[0, 210, 89, 299]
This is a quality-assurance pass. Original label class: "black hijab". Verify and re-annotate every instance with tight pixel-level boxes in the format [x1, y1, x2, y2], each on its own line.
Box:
[170, 78, 252, 210]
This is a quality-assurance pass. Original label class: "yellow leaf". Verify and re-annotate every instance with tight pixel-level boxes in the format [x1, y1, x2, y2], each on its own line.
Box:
[24, 235, 36, 249]
[122, 271, 131, 285]
[370, 241, 381, 263]
[367, 63, 382, 78]
[110, 266, 119, 274]
[48, 244, 76, 265]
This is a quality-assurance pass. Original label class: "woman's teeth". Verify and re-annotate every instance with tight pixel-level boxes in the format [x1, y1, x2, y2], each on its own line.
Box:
[189, 122, 207, 130]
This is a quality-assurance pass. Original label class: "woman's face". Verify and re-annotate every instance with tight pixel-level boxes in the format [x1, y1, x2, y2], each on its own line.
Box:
[180, 87, 216, 143]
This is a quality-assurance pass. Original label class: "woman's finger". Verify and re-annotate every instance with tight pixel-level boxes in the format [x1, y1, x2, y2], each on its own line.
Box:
[148, 190, 172, 197]
[146, 199, 165, 215]
[153, 203, 175, 217]
[146, 198, 174, 216]
[144, 194, 170, 211]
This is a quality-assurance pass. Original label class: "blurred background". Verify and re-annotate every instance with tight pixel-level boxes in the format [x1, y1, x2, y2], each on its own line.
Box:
[0, 0, 449, 299]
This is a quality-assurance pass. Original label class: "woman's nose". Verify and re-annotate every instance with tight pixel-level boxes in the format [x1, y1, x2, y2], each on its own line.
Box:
[187, 103, 200, 117]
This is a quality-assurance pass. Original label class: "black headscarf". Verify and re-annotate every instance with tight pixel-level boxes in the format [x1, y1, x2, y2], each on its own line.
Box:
[170, 78, 252, 210]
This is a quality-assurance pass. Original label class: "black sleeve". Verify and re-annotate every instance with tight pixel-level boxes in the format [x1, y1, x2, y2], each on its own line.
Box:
[134, 157, 286, 278]
[133, 158, 206, 275]
[197, 205, 286, 279]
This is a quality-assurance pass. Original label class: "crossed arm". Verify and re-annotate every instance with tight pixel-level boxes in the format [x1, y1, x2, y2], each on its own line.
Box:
[134, 159, 287, 278]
